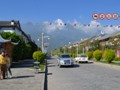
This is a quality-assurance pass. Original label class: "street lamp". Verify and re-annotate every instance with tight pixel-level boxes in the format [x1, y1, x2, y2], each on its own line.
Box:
[63, 45, 67, 53]
[76, 44, 79, 56]
[37, 38, 40, 50]
[73, 44, 79, 56]
[41, 32, 50, 53]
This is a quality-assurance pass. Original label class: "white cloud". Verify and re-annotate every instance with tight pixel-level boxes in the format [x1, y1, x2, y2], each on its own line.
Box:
[44, 19, 65, 33]
[80, 20, 119, 34]
[102, 25, 120, 34]
[90, 20, 100, 26]
[55, 19, 64, 26]
[42, 19, 119, 35]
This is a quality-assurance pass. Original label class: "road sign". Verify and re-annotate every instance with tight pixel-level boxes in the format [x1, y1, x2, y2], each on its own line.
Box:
[44, 49, 47, 53]
[106, 13, 112, 20]
[92, 13, 99, 20]
[44, 43, 49, 47]
[99, 13, 105, 20]
[112, 13, 119, 20]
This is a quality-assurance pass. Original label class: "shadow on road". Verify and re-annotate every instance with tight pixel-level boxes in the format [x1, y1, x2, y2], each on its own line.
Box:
[78, 61, 94, 64]
[73, 64, 80, 68]
[11, 75, 35, 79]
[59, 64, 80, 68]
[11, 60, 34, 68]
[47, 64, 56, 67]
[47, 73, 52, 75]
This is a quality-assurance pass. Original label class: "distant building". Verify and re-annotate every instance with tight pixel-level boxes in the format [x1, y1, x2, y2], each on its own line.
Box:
[0, 20, 32, 43]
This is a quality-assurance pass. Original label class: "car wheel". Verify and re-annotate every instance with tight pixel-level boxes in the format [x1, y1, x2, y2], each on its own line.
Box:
[72, 64, 74, 67]
[59, 65, 62, 68]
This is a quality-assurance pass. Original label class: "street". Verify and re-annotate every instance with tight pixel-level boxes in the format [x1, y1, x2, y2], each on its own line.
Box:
[48, 56, 120, 90]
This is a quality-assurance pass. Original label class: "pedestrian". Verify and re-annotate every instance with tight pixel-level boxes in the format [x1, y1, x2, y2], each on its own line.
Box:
[5, 53, 12, 78]
[0, 50, 8, 79]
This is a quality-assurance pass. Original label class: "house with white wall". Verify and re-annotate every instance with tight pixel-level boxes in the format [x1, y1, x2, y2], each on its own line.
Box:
[0, 20, 32, 43]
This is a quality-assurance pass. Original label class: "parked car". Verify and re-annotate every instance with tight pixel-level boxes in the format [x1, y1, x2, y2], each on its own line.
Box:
[75, 54, 88, 63]
[58, 53, 74, 67]
[46, 54, 52, 59]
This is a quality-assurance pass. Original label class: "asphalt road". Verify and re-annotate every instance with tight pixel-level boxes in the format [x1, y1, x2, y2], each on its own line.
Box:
[48, 56, 120, 90]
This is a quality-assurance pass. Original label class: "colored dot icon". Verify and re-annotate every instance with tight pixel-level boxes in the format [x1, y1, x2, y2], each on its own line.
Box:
[113, 13, 119, 20]
[106, 13, 112, 20]
[92, 13, 119, 20]
[92, 13, 99, 20]
[99, 13, 105, 20]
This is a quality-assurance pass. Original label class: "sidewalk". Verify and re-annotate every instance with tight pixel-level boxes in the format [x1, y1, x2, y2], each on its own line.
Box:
[0, 59, 45, 90]
[94, 61, 120, 71]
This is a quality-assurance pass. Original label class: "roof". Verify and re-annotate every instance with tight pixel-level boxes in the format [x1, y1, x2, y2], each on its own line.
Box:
[0, 20, 32, 42]
[0, 35, 10, 43]
[0, 35, 19, 45]
[0, 20, 21, 28]
[97, 31, 120, 41]
[97, 35, 111, 41]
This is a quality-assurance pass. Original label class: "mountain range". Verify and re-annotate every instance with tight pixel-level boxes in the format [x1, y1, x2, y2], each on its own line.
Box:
[21, 19, 119, 50]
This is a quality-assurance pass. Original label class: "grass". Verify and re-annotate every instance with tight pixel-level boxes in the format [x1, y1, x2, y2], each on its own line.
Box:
[97, 59, 120, 66]
[111, 61, 120, 66]
[30, 63, 45, 71]
[39, 63, 45, 71]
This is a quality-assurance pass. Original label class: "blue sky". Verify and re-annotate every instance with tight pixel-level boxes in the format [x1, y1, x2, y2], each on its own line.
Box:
[0, 0, 120, 25]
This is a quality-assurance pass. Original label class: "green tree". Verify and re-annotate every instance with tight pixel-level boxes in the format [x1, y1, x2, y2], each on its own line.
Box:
[33, 51, 46, 64]
[86, 51, 93, 60]
[103, 49, 115, 63]
[93, 50, 102, 61]
[1, 32, 37, 62]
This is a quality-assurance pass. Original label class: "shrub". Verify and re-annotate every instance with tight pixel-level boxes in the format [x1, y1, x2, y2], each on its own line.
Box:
[93, 50, 102, 61]
[114, 57, 120, 61]
[103, 49, 115, 63]
[70, 53, 77, 58]
[86, 51, 93, 60]
[33, 51, 46, 64]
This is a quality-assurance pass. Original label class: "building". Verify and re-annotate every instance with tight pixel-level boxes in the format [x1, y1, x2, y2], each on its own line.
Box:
[0, 20, 33, 61]
[0, 20, 32, 43]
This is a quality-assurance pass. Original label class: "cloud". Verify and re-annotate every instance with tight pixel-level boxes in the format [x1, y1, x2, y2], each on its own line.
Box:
[44, 19, 65, 33]
[22, 19, 120, 50]
[88, 20, 119, 34]
[42, 19, 120, 35]
[23, 19, 120, 36]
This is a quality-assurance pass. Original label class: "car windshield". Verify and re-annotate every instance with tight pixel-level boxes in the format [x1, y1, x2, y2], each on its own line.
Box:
[60, 55, 70, 58]
[80, 55, 87, 57]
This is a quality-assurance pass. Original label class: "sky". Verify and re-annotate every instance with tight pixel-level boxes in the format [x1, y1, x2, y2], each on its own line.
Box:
[0, 0, 120, 25]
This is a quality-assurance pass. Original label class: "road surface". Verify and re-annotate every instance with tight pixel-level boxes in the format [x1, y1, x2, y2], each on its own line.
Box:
[48, 56, 120, 90]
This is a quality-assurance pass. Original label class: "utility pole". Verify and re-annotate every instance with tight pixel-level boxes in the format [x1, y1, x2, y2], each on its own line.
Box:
[76, 45, 79, 56]
[42, 32, 44, 52]
[83, 47, 85, 54]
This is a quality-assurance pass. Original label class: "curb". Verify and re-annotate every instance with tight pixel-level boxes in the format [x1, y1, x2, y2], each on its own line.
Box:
[41, 71, 45, 90]
[43, 59, 48, 90]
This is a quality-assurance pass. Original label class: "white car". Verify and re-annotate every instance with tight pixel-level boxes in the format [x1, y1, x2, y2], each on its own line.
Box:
[58, 54, 74, 67]
[75, 54, 88, 63]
